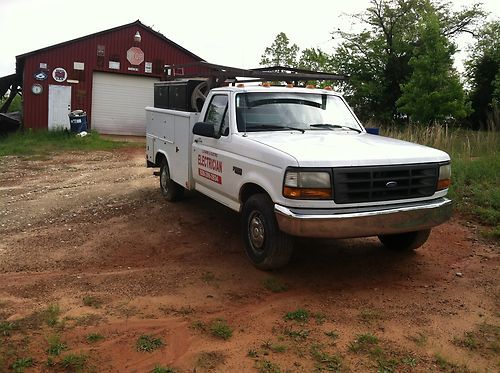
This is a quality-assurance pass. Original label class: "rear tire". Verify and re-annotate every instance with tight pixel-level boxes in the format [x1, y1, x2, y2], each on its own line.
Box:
[241, 194, 293, 270]
[378, 229, 431, 251]
[159, 159, 184, 202]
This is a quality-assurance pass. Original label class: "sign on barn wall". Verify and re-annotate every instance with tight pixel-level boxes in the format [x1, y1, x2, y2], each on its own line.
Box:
[127, 47, 144, 66]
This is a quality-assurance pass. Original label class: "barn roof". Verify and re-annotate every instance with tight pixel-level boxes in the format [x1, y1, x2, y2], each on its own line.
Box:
[15, 20, 204, 62]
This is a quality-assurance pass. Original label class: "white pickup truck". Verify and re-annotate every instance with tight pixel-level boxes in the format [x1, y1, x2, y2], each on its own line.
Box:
[146, 84, 452, 269]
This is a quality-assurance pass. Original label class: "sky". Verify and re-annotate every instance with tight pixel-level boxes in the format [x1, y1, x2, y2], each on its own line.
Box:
[0, 0, 499, 78]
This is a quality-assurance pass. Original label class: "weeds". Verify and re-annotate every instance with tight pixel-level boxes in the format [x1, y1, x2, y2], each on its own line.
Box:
[0, 321, 17, 336]
[151, 366, 176, 373]
[325, 330, 339, 341]
[310, 344, 343, 371]
[46, 334, 67, 356]
[86, 333, 104, 343]
[261, 340, 287, 353]
[44, 304, 61, 327]
[136, 334, 164, 352]
[209, 319, 233, 340]
[196, 351, 225, 369]
[283, 328, 310, 341]
[11, 357, 34, 372]
[60, 353, 87, 370]
[263, 277, 289, 293]
[82, 295, 102, 308]
[348, 333, 379, 353]
[255, 359, 281, 373]
[407, 332, 427, 347]
[284, 308, 310, 323]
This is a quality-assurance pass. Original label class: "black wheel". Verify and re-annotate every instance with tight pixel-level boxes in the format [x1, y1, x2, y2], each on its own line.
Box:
[378, 229, 431, 251]
[159, 159, 184, 202]
[241, 194, 293, 270]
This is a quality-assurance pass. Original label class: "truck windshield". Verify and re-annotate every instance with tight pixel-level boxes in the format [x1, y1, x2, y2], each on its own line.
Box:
[235, 92, 362, 133]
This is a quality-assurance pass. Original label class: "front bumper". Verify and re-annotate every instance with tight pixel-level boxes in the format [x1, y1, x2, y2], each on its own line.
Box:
[275, 198, 453, 238]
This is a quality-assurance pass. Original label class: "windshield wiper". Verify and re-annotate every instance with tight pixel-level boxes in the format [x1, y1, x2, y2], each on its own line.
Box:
[247, 124, 305, 133]
[309, 123, 361, 133]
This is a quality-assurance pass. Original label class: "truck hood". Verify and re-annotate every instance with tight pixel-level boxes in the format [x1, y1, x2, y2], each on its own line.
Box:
[247, 131, 450, 167]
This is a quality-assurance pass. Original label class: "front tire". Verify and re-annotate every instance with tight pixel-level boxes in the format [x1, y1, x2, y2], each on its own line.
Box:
[241, 194, 293, 270]
[378, 229, 431, 251]
[159, 159, 184, 202]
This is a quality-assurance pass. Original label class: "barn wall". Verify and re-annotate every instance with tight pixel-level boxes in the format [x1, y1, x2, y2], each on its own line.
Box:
[22, 23, 202, 130]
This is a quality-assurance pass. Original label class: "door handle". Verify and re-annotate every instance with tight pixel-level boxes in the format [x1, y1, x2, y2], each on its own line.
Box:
[194, 137, 202, 144]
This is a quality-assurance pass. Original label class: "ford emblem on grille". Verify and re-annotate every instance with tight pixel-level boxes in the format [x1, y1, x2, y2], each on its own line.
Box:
[386, 181, 398, 188]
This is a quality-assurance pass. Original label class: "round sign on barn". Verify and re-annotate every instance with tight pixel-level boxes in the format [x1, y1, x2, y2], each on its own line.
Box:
[127, 47, 145, 65]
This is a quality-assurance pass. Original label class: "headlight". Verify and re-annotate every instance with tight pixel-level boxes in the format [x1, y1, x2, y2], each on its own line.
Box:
[283, 170, 332, 199]
[437, 163, 451, 190]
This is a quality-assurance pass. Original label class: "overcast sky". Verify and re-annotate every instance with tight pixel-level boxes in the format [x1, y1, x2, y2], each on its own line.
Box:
[0, 0, 498, 78]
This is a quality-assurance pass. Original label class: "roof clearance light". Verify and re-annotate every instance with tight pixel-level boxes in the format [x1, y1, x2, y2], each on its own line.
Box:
[324, 86, 333, 91]
[286, 83, 294, 88]
[237, 83, 245, 88]
[262, 82, 271, 87]
[306, 84, 316, 89]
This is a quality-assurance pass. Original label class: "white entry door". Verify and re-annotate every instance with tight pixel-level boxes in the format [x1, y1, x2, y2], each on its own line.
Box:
[48, 85, 71, 130]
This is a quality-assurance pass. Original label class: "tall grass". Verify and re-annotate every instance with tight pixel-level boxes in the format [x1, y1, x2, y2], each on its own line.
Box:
[380, 124, 499, 237]
[0, 129, 129, 156]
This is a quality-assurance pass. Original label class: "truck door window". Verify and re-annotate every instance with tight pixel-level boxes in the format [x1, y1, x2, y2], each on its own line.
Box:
[204, 95, 229, 137]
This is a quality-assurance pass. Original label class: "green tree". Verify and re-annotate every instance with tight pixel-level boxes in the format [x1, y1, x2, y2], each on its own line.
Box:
[260, 32, 299, 67]
[397, 12, 468, 123]
[331, 0, 484, 122]
[465, 20, 500, 130]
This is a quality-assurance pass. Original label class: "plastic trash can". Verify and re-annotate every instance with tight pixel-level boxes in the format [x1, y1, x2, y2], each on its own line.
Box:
[69, 110, 88, 133]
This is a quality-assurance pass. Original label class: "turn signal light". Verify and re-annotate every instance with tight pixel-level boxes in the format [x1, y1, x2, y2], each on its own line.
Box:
[283, 186, 332, 199]
[437, 179, 451, 190]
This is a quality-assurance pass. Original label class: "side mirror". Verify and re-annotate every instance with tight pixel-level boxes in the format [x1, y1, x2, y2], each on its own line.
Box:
[193, 122, 216, 138]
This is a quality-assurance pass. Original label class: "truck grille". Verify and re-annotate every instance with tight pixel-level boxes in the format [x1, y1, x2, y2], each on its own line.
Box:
[333, 164, 438, 204]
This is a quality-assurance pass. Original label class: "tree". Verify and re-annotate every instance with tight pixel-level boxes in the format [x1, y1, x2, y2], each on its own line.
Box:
[465, 20, 500, 130]
[331, 0, 485, 122]
[397, 12, 468, 123]
[260, 32, 299, 67]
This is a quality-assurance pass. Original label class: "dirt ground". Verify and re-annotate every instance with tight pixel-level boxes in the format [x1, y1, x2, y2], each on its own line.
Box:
[0, 145, 498, 372]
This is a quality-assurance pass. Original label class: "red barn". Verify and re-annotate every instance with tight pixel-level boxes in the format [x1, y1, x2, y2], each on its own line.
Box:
[13, 20, 203, 135]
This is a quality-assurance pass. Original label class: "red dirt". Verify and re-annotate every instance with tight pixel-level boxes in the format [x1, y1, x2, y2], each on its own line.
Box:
[0, 146, 498, 372]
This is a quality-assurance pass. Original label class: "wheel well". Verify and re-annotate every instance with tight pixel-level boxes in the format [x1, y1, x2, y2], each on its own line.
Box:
[155, 152, 166, 166]
[240, 183, 268, 205]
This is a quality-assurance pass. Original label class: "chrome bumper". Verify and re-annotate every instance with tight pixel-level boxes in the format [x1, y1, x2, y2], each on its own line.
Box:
[275, 198, 453, 238]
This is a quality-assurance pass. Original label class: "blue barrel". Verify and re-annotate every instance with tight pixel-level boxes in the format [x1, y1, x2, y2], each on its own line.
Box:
[69, 111, 88, 133]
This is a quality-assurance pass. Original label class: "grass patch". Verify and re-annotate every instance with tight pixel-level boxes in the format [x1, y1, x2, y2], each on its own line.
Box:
[0, 129, 129, 156]
[284, 308, 310, 323]
[310, 344, 343, 371]
[151, 366, 177, 373]
[283, 327, 310, 341]
[209, 319, 233, 340]
[0, 321, 17, 336]
[46, 334, 67, 356]
[60, 353, 87, 371]
[453, 324, 499, 355]
[86, 333, 104, 343]
[407, 332, 427, 347]
[82, 295, 102, 308]
[11, 357, 34, 372]
[433, 353, 471, 372]
[196, 351, 225, 369]
[263, 277, 289, 293]
[44, 304, 61, 327]
[325, 330, 339, 341]
[359, 308, 383, 324]
[261, 340, 287, 353]
[255, 359, 281, 373]
[136, 334, 164, 352]
[348, 333, 378, 353]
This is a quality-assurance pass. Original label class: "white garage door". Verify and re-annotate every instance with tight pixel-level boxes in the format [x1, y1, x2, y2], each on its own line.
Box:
[91, 72, 158, 135]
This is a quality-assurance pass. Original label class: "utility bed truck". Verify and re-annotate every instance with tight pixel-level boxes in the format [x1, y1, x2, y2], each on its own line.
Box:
[146, 67, 452, 270]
